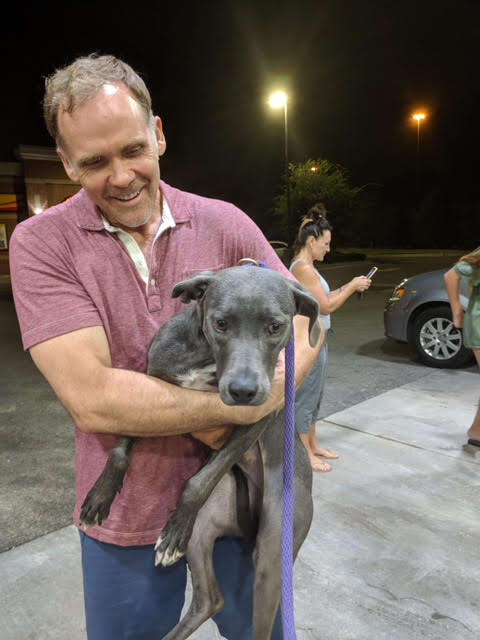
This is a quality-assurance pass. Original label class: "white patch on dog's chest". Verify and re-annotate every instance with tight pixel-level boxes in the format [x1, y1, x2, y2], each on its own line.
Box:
[176, 363, 218, 391]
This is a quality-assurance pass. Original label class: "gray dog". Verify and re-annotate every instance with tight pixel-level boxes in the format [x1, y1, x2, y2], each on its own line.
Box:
[80, 265, 321, 640]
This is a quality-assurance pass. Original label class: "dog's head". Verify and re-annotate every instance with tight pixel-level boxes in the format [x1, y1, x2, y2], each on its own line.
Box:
[172, 266, 321, 406]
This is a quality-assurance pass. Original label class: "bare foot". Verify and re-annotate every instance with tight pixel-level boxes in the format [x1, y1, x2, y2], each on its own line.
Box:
[309, 454, 332, 473]
[309, 442, 339, 459]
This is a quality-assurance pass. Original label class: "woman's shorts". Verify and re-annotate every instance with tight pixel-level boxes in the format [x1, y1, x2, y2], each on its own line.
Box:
[295, 343, 328, 434]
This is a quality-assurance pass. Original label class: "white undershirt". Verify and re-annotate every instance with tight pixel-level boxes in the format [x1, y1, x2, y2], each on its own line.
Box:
[102, 199, 175, 285]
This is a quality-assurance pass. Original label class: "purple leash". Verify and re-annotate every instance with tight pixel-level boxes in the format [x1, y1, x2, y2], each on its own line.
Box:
[252, 260, 298, 640]
[282, 337, 298, 640]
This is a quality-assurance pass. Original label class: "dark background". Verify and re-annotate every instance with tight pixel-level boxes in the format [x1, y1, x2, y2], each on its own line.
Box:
[1, 0, 478, 246]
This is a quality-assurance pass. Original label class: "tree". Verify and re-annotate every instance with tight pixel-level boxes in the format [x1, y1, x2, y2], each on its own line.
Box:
[272, 158, 362, 245]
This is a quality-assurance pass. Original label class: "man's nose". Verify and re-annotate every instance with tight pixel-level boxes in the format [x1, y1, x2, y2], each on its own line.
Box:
[109, 160, 135, 187]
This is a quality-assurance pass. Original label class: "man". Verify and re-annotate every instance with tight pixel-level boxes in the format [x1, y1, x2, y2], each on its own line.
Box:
[10, 54, 322, 640]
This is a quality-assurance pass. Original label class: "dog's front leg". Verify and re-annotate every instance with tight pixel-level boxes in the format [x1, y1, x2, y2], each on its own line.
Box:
[80, 436, 137, 527]
[154, 410, 281, 567]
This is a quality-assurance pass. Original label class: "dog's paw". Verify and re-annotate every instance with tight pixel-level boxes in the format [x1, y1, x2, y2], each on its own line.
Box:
[153, 503, 198, 567]
[154, 535, 185, 567]
[80, 488, 113, 528]
[79, 512, 100, 531]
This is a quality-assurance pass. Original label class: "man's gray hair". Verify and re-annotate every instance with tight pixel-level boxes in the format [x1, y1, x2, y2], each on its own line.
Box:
[43, 54, 153, 147]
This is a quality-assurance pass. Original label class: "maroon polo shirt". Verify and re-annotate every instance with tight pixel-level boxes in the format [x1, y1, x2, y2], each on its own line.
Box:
[10, 181, 290, 545]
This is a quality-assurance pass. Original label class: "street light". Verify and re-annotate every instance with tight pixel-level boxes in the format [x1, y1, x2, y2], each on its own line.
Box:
[268, 90, 291, 241]
[412, 112, 426, 155]
[411, 112, 427, 198]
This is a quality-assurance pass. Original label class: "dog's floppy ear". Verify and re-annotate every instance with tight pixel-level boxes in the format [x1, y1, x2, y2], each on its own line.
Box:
[287, 280, 322, 347]
[171, 271, 216, 303]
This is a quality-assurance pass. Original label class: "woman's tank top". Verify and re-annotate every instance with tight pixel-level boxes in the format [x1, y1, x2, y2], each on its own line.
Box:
[289, 259, 331, 330]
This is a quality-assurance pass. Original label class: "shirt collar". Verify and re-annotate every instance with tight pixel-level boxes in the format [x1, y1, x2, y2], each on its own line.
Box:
[101, 196, 175, 238]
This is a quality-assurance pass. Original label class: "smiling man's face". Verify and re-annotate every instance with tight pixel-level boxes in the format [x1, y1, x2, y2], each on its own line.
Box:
[57, 83, 166, 230]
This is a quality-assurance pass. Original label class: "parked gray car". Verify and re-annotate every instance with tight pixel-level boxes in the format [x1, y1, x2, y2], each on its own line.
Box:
[384, 269, 472, 368]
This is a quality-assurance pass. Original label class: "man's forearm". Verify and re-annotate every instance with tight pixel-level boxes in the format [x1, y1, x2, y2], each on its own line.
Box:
[77, 367, 260, 436]
[34, 314, 324, 438]
[81, 317, 324, 437]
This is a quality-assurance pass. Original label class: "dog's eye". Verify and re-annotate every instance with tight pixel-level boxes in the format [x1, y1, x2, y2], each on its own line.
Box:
[269, 322, 282, 335]
[215, 319, 228, 332]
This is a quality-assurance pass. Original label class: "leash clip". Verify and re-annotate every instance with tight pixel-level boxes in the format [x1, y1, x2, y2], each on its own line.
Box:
[237, 258, 260, 267]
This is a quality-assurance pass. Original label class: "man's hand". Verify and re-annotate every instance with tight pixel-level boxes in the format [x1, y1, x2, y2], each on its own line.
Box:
[191, 425, 235, 450]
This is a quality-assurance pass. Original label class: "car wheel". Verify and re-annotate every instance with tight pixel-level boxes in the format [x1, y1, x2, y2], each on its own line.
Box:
[411, 306, 473, 368]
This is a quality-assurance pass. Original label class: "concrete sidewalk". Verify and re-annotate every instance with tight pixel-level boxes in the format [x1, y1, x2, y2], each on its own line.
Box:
[1, 368, 479, 639]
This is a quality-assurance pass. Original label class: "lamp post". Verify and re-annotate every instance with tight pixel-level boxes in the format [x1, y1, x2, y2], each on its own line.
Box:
[412, 112, 426, 155]
[412, 112, 427, 197]
[268, 90, 291, 241]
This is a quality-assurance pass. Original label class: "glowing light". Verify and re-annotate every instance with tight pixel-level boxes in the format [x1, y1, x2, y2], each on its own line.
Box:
[268, 91, 288, 109]
[30, 194, 47, 215]
[310, 166, 318, 172]
[412, 112, 426, 121]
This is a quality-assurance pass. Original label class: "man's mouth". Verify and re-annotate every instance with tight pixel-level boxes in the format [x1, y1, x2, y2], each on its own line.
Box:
[109, 187, 143, 203]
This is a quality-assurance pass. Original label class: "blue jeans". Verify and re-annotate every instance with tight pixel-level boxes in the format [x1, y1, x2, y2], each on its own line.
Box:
[79, 531, 283, 639]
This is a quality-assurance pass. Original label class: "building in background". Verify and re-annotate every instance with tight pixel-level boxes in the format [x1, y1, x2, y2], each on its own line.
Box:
[0, 145, 80, 281]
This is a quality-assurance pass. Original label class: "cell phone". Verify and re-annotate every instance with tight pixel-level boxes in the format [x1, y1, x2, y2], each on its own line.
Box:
[357, 266, 378, 299]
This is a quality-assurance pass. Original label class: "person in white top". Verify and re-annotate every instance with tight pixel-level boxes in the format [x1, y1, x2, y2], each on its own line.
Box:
[290, 203, 371, 472]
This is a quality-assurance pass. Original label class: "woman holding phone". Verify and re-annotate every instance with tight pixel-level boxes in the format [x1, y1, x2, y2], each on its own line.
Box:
[290, 203, 372, 472]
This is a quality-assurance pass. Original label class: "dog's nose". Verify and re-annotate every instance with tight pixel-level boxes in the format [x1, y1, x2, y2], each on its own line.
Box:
[228, 379, 258, 404]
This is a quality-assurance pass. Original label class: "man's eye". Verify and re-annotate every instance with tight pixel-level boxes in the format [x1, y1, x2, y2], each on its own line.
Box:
[269, 322, 282, 335]
[83, 159, 103, 168]
[215, 319, 227, 332]
[126, 146, 142, 156]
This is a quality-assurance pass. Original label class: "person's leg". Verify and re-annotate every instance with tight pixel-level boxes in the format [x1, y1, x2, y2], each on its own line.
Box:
[467, 349, 480, 441]
[302, 428, 333, 471]
[80, 530, 187, 640]
[306, 343, 339, 461]
[295, 349, 333, 472]
[307, 423, 338, 459]
[212, 537, 283, 640]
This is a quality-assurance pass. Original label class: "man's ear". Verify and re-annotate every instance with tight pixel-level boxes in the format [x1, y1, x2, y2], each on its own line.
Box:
[57, 147, 80, 183]
[154, 116, 167, 157]
[287, 280, 321, 347]
[171, 271, 216, 303]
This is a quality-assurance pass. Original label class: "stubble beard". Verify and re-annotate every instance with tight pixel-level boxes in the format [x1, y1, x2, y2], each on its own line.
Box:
[106, 185, 160, 229]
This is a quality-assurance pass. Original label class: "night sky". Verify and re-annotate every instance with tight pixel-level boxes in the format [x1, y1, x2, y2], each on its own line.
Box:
[1, 1, 478, 231]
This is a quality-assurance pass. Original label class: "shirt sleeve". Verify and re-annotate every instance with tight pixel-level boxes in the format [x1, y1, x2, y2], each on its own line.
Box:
[226, 205, 294, 280]
[9, 221, 103, 350]
[454, 261, 473, 279]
